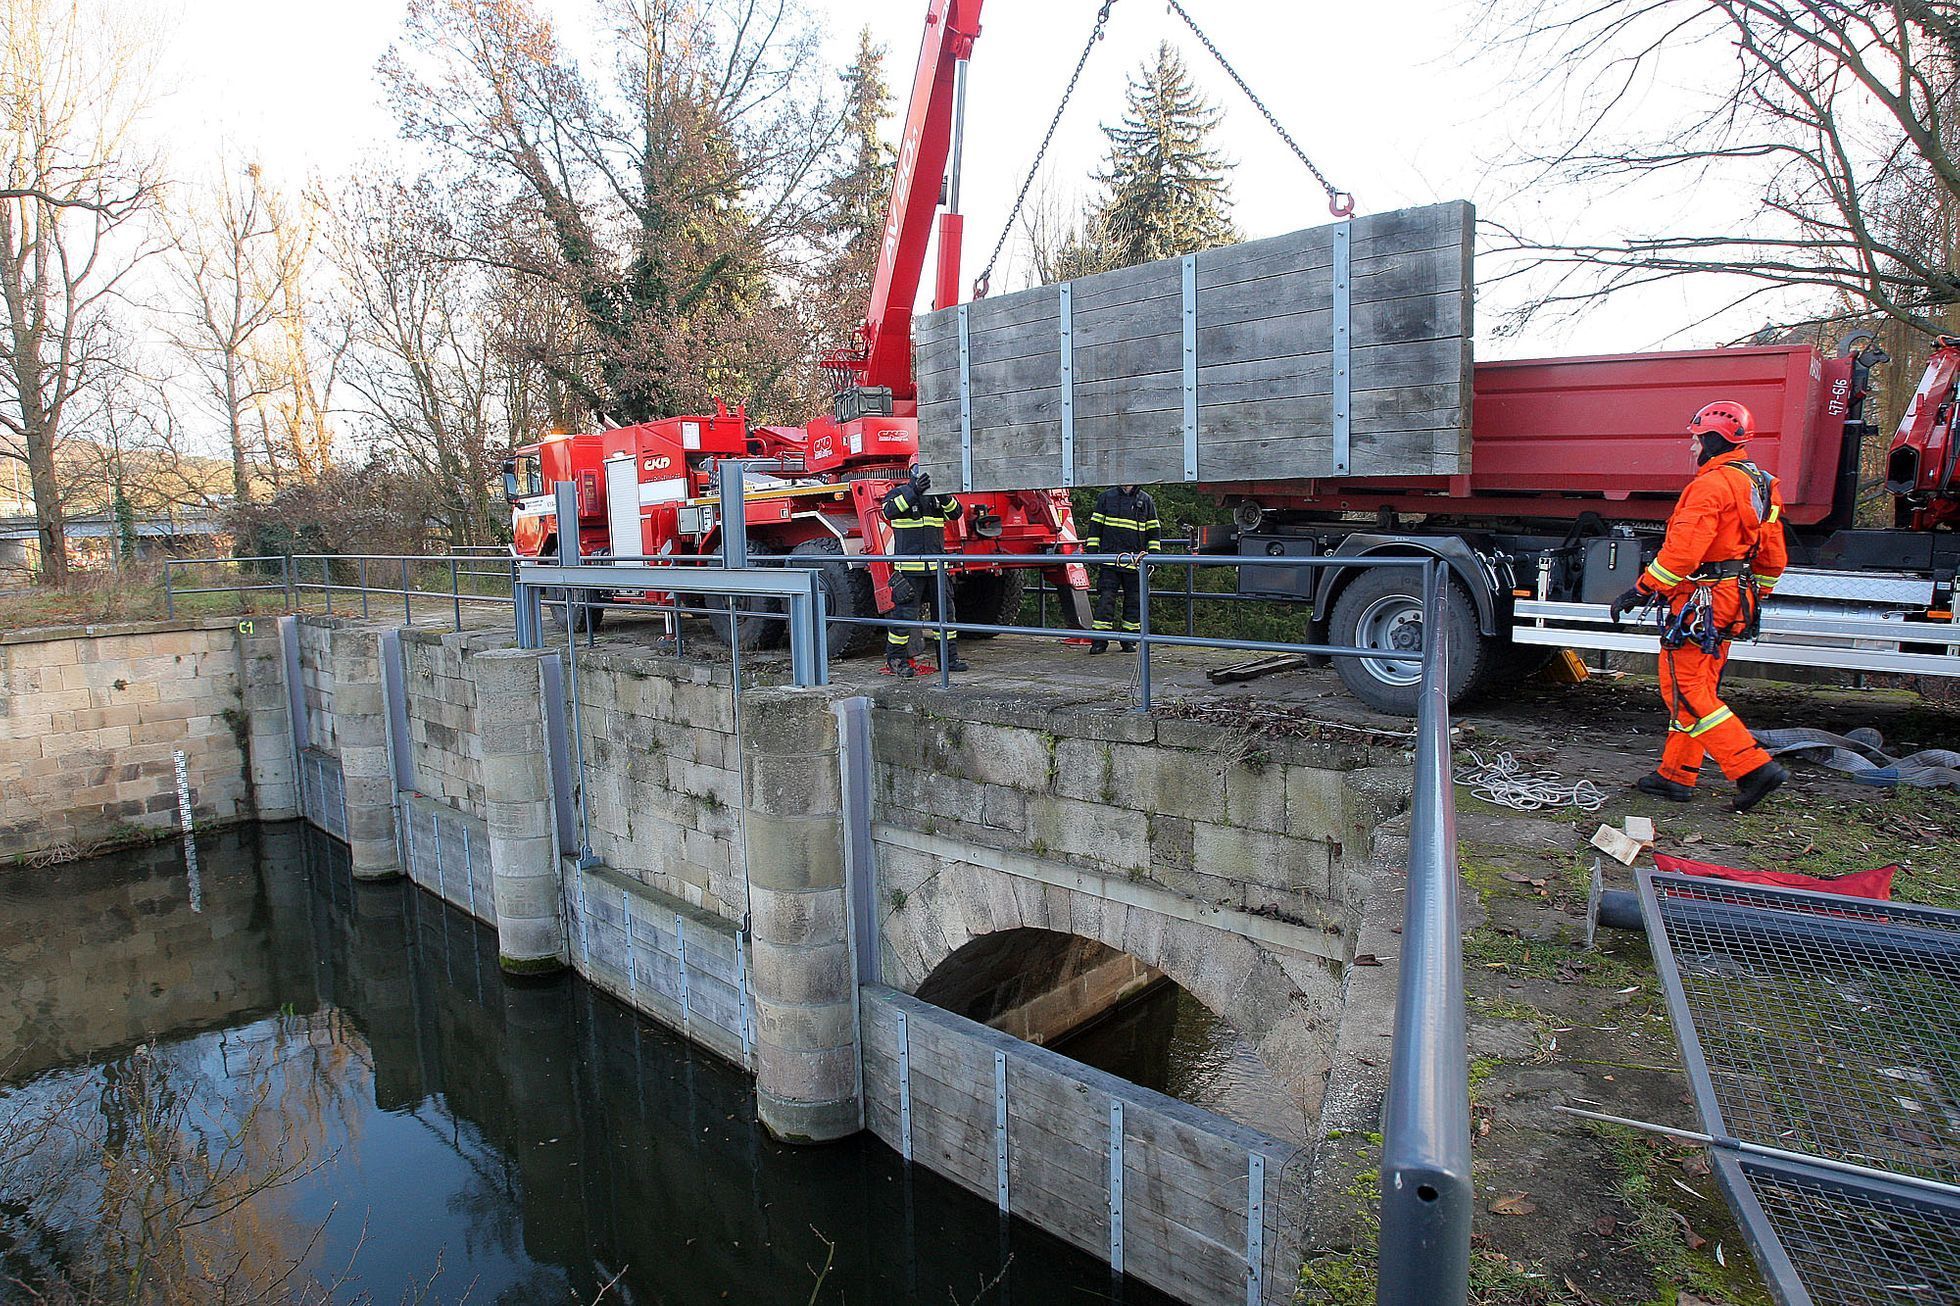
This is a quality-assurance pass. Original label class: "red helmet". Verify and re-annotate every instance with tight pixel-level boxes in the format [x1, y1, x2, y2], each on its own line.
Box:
[1688, 401, 1754, 443]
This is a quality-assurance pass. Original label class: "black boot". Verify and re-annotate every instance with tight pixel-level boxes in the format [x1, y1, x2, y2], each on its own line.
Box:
[1732, 761, 1788, 812]
[944, 651, 970, 672]
[1087, 640, 1109, 654]
[1120, 640, 1138, 653]
[883, 653, 916, 678]
[1636, 771, 1696, 803]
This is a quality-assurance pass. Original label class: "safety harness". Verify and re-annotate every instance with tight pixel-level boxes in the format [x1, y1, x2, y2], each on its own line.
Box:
[1654, 459, 1779, 652]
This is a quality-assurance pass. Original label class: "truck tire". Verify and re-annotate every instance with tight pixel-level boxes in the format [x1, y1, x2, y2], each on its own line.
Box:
[1328, 568, 1490, 714]
[952, 568, 1027, 638]
[703, 541, 784, 650]
[788, 537, 878, 658]
[546, 593, 605, 635]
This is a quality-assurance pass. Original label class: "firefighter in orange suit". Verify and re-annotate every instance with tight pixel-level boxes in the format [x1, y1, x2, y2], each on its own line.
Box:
[1607, 401, 1790, 812]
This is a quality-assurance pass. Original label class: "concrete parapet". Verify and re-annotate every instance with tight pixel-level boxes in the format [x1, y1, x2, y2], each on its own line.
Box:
[471, 649, 565, 974]
[740, 684, 858, 1143]
[328, 627, 399, 881]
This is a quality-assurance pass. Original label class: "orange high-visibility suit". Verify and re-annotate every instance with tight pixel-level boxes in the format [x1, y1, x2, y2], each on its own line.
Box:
[1633, 448, 1788, 789]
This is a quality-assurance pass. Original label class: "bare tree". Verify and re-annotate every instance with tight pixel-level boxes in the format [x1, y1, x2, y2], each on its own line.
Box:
[378, 0, 840, 426]
[162, 160, 307, 506]
[330, 177, 509, 546]
[0, 0, 161, 584]
[1480, 0, 1960, 350]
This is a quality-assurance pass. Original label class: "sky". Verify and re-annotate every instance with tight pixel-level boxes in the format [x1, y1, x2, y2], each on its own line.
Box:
[146, 0, 1779, 361]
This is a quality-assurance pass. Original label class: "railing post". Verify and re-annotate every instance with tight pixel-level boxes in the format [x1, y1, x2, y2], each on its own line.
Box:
[450, 557, 462, 631]
[359, 557, 370, 618]
[282, 553, 295, 611]
[402, 557, 413, 626]
[323, 557, 334, 615]
[935, 564, 952, 687]
[163, 561, 176, 621]
[1137, 557, 1152, 711]
[1185, 538, 1197, 637]
[1378, 558, 1472, 1306]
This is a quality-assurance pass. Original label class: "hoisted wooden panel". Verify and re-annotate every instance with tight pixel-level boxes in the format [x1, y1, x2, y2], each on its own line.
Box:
[912, 200, 1474, 491]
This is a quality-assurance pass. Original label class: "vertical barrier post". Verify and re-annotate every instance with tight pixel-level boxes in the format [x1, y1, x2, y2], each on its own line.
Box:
[323, 557, 333, 615]
[1377, 558, 1471, 1306]
[359, 558, 370, 618]
[719, 460, 747, 568]
[1137, 558, 1152, 711]
[450, 557, 462, 631]
[283, 554, 295, 610]
[402, 557, 413, 626]
[164, 561, 176, 620]
[936, 564, 951, 688]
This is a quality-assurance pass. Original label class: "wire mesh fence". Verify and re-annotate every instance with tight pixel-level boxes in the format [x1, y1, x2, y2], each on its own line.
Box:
[1717, 1151, 1960, 1306]
[1640, 871, 1960, 1306]
[1641, 873, 1960, 1182]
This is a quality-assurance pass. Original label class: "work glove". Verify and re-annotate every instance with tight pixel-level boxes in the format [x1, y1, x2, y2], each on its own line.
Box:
[1607, 587, 1646, 624]
[912, 469, 932, 494]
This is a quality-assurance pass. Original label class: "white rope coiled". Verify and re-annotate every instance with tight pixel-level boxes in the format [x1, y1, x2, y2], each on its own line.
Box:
[1454, 749, 1609, 813]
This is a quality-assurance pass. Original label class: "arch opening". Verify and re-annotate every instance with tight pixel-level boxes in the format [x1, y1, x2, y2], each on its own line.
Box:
[913, 927, 1312, 1146]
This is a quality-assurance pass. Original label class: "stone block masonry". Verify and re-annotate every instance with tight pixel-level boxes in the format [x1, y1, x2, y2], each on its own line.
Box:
[0, 619, 258, 864]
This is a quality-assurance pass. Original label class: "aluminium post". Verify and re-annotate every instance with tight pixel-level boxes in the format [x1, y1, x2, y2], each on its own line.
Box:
[1137, 558, 1152, 711]
[451, 557, 461, 631]
[164, 561, 176, 620]
[402, 557, 412, 626]
[1378, 558, 1472, 1305]
[936, 564, 951, 688]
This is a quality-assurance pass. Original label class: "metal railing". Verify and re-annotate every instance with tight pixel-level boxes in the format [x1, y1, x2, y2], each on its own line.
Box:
[162, 553, 517, 630]
[1378, 564, 1472, 1305]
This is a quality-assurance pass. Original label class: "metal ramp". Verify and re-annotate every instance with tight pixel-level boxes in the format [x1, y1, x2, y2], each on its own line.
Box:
[1637, 871, 1960, 1306]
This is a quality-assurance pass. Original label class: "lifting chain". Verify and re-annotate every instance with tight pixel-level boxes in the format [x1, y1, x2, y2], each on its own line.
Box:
[1163, 0, 1353, 217]
[973, 0, 1118, 299]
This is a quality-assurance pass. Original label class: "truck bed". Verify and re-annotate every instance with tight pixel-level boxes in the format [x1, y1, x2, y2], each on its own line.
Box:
[1214, 344, 1855, 527]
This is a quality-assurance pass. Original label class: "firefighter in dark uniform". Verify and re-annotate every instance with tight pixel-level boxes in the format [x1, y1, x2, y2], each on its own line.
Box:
[1084, 484, 1163, 652]
[882, 469, 967, 677]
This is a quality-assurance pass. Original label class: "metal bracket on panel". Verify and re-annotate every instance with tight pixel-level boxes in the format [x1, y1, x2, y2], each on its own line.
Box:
[674, 913, 690, 1033]
[431, 811, 446, 899]
[622, 891, 637, 1002]
[574, 861, 592, 970]
[897, 1009, 913, 1161]
[461, 825, 476, 916]
[1246, 1152, 1267, 1305]
[1108, 1099, 1125, 1274]
[1182, 254, 1199, 482]
[1059, 281, 1076, 488]
[994, 1050, 1010, 1212]
[1331, 222, 1353, 477]
[734, 929, 754, 1066]
[958, 304, 974, 493]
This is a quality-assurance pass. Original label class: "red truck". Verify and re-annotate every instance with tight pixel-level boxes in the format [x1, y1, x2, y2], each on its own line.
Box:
[1210, 333, 1960, 710]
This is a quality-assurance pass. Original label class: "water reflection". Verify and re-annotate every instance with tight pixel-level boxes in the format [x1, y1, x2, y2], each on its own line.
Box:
[0, 825, 1167, 1304]
[1053, 983, 1311, 1147]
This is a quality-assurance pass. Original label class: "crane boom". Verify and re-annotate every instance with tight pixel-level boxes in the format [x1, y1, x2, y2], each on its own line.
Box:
[845, 0, 981, 407]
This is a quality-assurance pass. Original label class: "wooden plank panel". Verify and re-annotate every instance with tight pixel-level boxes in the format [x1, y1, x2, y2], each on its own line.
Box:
[914, 200, 1473, 490]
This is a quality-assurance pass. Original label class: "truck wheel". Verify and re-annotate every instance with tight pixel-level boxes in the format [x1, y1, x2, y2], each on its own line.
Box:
[546, 593, 605, 635]
[788, 538, 878, 658]
[952, 568, 1027, 638]
[703, 541, 784, 650]
[1328, 568, 1489, 715]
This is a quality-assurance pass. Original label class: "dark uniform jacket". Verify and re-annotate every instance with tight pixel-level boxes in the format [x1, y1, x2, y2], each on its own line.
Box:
[1085, 487, 1162, 566]
[883, 482, 962, 572]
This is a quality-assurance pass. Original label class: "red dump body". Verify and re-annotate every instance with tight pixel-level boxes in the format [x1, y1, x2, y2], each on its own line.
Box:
[1221, 344, 1856, 526]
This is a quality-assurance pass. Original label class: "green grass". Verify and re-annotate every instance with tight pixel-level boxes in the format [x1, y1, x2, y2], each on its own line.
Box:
[1731, 786, 1960, 909]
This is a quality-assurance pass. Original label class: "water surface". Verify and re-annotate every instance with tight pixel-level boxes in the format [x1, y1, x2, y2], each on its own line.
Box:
[0, 825, 1169, 1304]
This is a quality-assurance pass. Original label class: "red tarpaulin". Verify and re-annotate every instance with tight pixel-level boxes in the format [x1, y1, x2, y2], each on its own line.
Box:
[1652, 853, 1895, 901]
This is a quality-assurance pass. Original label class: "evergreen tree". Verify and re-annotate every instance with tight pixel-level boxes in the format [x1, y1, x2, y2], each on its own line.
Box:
[1075, 42, 1237, 275]
[819, 28, 896, 346]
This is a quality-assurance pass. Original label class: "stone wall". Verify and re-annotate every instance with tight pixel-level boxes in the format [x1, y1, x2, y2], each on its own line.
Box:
[0, 619, 257, 863]
[295, 617, 339, 752]
[572, 651, 746, 924]
[400, 628, 501, 819]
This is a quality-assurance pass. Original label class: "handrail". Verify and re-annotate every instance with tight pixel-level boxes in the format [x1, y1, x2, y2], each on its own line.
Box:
[1377, 568, 1472, 1305]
